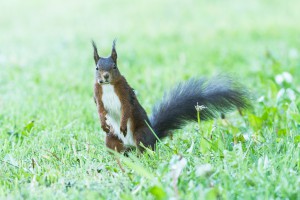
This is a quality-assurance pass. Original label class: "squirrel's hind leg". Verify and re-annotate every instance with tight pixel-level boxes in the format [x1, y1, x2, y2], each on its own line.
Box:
[134, 128, 156, 153]
[106, 133, 125, 153]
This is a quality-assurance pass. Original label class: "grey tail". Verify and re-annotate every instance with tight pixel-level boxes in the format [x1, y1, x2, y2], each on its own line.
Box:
[149, 75, 252, 139]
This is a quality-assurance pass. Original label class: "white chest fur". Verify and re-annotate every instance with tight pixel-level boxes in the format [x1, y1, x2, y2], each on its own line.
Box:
[101, 84, 135, 146]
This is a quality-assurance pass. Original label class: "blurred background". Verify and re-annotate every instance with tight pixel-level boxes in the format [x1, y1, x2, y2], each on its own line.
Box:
[1, 0, 299, 128]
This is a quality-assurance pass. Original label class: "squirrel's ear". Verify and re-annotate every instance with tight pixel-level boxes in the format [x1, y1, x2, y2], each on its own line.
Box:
[111, 39, 117, 63]
[92, 40, 100, 65]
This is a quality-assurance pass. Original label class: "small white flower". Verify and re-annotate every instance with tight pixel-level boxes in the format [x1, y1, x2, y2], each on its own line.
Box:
[196, 163, 213, 177]
[275, 74, 284, 85]
[275, 72, 293, 85]
[195, 102, 207, 112]
[282, 72, 293, 83]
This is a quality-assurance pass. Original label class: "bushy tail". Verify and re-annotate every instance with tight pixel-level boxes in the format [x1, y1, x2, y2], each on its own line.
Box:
[149, 76, 252, 139]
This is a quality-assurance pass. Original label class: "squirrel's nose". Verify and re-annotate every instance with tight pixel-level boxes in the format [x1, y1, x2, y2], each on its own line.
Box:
[103, 73, 109, 80]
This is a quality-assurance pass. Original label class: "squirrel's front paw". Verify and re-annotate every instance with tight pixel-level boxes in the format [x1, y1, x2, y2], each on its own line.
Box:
[101, 124, 110, 133]
[120, 126, 127, 136]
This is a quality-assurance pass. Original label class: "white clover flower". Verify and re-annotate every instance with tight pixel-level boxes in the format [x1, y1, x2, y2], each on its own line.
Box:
[282, 72, 293, 83]
[275, 74, 284, 85]
[195, 102, 207, 112]
[275, 72, 293, 85]
[196, 163, 213, 177]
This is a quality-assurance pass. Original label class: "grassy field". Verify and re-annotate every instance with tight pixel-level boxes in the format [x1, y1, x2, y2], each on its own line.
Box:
[1, 0, 300, 199]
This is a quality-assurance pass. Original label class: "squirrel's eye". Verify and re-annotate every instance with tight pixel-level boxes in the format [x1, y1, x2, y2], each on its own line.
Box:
[113, 64, 117, 69]
[96, 67, 99, 70]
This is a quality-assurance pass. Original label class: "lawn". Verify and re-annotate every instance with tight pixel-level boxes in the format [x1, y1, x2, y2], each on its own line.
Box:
[0, 0, 300, 199]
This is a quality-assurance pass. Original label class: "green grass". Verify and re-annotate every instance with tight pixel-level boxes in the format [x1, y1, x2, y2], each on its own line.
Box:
[1, 0, 300, 199]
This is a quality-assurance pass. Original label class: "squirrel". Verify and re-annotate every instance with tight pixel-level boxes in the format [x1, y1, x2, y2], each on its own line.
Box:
[92, 40, 252, 153]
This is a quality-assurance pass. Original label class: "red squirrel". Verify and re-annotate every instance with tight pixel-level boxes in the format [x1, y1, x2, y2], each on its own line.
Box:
[92, 40, 252, 153]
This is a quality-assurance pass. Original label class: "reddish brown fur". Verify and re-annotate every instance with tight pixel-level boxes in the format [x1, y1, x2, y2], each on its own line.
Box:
[93, 40, 157, 153]
[105, 133, 125, 152]
[94, 76, 156, 153]
[113, 77, 132, 136]
[94, 83, 110, 134]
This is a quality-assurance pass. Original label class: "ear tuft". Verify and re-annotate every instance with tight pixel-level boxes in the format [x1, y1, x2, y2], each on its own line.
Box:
[92, 40, 100, 65]
[111, 39, 117, 62]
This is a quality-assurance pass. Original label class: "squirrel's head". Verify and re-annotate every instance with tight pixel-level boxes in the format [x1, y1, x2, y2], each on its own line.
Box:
[92, 40, 121, 85]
